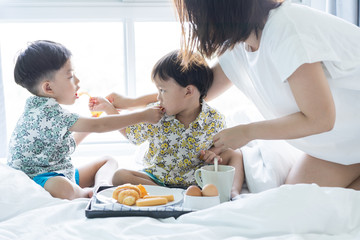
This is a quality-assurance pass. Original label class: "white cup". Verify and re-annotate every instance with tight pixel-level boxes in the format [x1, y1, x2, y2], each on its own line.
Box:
[195, 165, 235, 203]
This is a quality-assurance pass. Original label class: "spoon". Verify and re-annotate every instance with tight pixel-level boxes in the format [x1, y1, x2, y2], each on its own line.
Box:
[214, 157, 218, 172]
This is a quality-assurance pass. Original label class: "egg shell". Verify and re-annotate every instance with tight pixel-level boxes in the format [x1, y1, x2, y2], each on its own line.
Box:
[201, 184, 219, 197]
[185, 185, 202, 196]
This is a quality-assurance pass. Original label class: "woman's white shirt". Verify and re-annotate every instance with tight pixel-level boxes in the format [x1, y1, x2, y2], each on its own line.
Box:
[219, 1, 360, 164]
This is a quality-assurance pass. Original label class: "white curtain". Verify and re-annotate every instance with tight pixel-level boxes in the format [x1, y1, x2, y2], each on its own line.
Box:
[326, 0, 359, 26]
[294, 0, 360, 26]
[0, 46, 7, 158]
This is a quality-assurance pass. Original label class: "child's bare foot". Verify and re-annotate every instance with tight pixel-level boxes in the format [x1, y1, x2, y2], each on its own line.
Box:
[231, 189, 241, 199]
[83, 187, 94, 198]
[93, 181, 112, 195]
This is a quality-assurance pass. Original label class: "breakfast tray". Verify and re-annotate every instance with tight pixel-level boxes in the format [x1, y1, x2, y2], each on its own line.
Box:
[85, 186, 192, 219]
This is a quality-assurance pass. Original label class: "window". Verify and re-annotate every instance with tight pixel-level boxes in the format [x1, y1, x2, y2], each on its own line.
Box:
[0, 1, 178, 157]
[134, 22, 182, 97]
[0, 1, 251, 158]
[0, 21, 128, 156]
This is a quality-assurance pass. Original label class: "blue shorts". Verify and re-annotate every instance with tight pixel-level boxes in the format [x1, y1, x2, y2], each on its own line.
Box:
[142, 170, 166, 187]
[33, 169, 80, 188]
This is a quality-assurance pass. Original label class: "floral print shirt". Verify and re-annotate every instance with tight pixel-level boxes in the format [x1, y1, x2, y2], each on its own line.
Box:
[7, 96, 79, 181]
[125, 102, 225, 188]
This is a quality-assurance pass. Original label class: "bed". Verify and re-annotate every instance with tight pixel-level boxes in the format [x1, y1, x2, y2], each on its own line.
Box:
[1, 161, 360, 240]
[1, 106, 360, 240]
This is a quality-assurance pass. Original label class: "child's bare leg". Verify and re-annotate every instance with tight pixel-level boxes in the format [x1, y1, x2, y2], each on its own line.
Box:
[220, 149, 244, 198]
[112, 169, 158, 186]
[44, 176, 92, 200]
[78, 156, 118, 188]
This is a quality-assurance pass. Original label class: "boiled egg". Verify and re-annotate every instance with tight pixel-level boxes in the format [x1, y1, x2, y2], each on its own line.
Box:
[185, 185, 202, 196]
[201, 184, 219, 197]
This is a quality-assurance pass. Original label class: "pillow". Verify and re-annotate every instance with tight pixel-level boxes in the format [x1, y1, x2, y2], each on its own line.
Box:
[242, 140, 303, 193]
[0, 163, 61, 221]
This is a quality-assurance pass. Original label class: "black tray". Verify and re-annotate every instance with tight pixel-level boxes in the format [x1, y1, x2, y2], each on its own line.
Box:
[85, 186, 192, 219]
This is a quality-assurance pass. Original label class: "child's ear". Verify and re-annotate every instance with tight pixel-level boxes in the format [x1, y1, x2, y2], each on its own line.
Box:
[185, 85, 195, 96]
[40, 81, 54, 95]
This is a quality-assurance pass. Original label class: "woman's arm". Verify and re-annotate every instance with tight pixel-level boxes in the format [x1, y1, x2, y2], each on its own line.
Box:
[205, 63, 234, 101]
[214, 62, 336, 150]
[106, 63, 232, 108]
[106, 93, 158, 110]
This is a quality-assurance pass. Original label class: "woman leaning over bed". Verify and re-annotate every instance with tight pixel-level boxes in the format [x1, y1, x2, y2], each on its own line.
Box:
[172, 0, 360, 189]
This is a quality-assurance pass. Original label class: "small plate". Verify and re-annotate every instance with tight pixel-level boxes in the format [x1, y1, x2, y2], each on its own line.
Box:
[183, 195, 220, 210]
[96, 185, 184, 207]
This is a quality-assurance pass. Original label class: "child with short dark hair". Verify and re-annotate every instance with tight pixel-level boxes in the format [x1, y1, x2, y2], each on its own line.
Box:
[7, 40, 163, 200]
[91, 50, 244, 197]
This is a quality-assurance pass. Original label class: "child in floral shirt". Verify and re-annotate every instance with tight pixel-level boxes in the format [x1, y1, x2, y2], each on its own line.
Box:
[91, 50, 244, 196]
[7, 40, 163, 200]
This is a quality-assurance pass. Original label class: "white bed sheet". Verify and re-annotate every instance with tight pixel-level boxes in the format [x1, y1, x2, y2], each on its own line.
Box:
[1, 163, 360, 240]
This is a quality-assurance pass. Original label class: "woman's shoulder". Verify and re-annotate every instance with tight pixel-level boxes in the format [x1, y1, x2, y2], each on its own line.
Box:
[266, 1, 359, 36]
[269, 1, 323, 21]
[265, 2, 316, 35]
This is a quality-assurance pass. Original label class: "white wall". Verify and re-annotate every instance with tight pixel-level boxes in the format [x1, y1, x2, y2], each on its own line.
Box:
[0, 46, 6, 158]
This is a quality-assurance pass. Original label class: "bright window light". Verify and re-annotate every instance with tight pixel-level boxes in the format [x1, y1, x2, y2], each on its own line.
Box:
[134, 22, 182, 96]
[0, 22, 125, 146]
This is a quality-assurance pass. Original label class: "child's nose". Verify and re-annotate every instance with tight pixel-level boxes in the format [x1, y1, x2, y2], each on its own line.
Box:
[74, 76, 80, 86]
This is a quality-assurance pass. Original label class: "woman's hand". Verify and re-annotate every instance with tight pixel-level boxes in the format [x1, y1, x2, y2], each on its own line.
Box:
[89, 97, 118, 115]
[213, 125, 251, 152]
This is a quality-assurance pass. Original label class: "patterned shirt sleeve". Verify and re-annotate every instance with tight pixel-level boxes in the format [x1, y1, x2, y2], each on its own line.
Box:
[42, 100, 79, 139]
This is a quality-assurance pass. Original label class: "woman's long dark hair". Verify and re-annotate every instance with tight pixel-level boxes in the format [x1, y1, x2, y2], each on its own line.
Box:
[173, 0, 282, 65]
